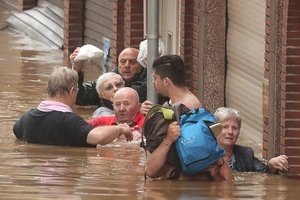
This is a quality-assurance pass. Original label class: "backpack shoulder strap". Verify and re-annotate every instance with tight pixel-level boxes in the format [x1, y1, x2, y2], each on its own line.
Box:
[141, 105, 174, 147]
[140, 105, 175, 179]
[141, 105, 174, 148]
[145, 105, 174, 121]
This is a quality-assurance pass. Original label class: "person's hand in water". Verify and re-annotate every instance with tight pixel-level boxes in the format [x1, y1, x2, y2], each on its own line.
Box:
[268, 155, 289, 174]
[117, 123, 133, 141]
[130, 125, 142, 140]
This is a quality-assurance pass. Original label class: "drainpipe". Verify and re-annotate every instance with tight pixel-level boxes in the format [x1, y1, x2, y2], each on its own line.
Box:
[146, 0, 159, 104]
[143, 0, 147, 38]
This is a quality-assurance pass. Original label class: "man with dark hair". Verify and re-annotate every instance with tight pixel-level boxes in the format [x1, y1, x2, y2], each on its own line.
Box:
[152, 54, 202, 108]
[144, 55, 233, 180]
[13, 67, 133, 147]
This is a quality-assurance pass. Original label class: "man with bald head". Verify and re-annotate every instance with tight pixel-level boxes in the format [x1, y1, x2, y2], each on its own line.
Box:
[86, 87, 145, 140]
[70, 47, 147, 107]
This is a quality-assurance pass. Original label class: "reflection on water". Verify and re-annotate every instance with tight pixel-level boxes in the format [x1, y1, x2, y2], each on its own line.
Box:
[0, 2, 300, 200]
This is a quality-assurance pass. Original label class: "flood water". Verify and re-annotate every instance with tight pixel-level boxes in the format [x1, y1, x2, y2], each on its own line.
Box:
[0, 2, 300, 200]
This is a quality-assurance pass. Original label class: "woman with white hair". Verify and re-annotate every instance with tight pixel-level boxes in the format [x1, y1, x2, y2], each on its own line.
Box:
[214, 107, 289, 174]
[93, 72, 125, 117]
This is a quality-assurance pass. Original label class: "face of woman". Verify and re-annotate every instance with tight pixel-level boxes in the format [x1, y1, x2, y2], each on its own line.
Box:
[99, 77, 124, 102]
[217, 118, 240, 149]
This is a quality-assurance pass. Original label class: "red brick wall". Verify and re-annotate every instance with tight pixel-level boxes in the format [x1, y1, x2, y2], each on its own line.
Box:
[112, 0, 125, 67]
[63, 0, 84, 53]
[265, 0, 300, 175]
[112, 0, 143, 68]
[263, 0, 271, 160]
[124, 0, 144, 48]
[180, 0, 200, 97]
[18, 0, 37, 11]
[281, 0, 300, 176]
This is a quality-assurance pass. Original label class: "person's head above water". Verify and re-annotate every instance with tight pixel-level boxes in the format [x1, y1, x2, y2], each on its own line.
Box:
[113, 87, 141, 124]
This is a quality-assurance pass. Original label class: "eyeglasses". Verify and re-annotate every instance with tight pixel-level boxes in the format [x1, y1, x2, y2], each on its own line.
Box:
[103, 82, 124, 91]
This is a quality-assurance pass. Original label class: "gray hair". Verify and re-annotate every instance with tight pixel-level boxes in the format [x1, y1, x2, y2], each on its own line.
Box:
[96, 72, 124, 94]
[46, 67, 78, 98]
[214, 107, 242, 129]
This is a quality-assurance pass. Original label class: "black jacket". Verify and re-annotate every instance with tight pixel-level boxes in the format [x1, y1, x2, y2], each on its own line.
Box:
[75, 67, 147, 106]
[233, 144, 269, 173]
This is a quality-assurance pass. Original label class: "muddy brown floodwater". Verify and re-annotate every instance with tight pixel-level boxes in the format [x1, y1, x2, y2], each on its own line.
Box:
[0, 2, 300, 200]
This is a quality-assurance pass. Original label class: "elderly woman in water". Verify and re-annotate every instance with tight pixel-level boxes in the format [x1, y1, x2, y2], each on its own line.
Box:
[214, 107, 289, 174]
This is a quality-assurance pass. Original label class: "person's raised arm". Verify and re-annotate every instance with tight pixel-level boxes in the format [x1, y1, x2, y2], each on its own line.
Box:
[69, 47, 83, 72]
[69, 47, 101, 106]
[87, 123, 133, 145]
[144, 121, 181, 178]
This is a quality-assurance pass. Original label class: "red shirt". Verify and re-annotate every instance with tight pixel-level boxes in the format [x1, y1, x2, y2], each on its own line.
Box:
[86, 112, 145, 128]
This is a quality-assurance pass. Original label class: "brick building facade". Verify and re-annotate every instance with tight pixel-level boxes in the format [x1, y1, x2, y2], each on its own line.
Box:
[16, 0, 300, 176]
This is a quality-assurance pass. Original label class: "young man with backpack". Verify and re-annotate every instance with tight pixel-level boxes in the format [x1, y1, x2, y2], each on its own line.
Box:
[143, 55, 233, 180]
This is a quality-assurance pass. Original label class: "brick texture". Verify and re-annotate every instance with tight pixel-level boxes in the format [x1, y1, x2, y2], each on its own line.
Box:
[264, 0, 300, 175]
[112, 0, 125, 68]
[180, 0, 198, 94]
[63, 0, 84, 53]
[111, 0, 143, 68]
[124, 0, 144, 47]
[281, 0, 300, 177]
[18, 0, 37, 11]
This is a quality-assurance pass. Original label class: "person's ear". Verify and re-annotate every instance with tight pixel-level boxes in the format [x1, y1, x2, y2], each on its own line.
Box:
[70, 87, 75, 94]
[70, 87, 77, 96]
[164, 77, 170, 86]
[137, 103, 142, 113]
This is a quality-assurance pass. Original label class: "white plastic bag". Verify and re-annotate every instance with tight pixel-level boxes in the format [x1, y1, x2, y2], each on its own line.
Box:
[74, 44, 104, 62]
[137, 39, 165, 68]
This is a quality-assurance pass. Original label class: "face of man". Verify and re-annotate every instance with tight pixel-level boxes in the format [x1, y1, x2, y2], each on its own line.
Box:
[113, 89, 141, 124]
[118, 48, 142, 83]
[217, 118, 240, 149]
[152, 72, 167, 97]
[99, 77, 124, 102]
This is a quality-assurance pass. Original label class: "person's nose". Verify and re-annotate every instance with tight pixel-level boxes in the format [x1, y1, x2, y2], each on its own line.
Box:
[228, 127, 234, 134]
[119, 103, 125, 110]
[112, 85, 118, 91]
[124, 60, 130, 68]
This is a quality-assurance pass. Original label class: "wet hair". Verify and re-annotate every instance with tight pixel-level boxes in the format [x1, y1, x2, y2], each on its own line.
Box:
[214, 107, 242, 129]
[152, 54, 185, 87]
[46, 67, 78, 98]
[96, 72, 125, 94]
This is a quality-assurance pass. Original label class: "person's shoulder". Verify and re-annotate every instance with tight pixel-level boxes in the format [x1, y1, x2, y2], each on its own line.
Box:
[98, 115, 115, 120]
[93, 107, 114, 117]
[189, 93, 202, 108]
[179, 90, 202, 109]
[45, 111, 83, 124]
[91, 115, 116, 126]
[18, 108, 44, 118]
[183, 100, 201, 110]
[234, 144, 254, 155]
[134, 112, 145, 125]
